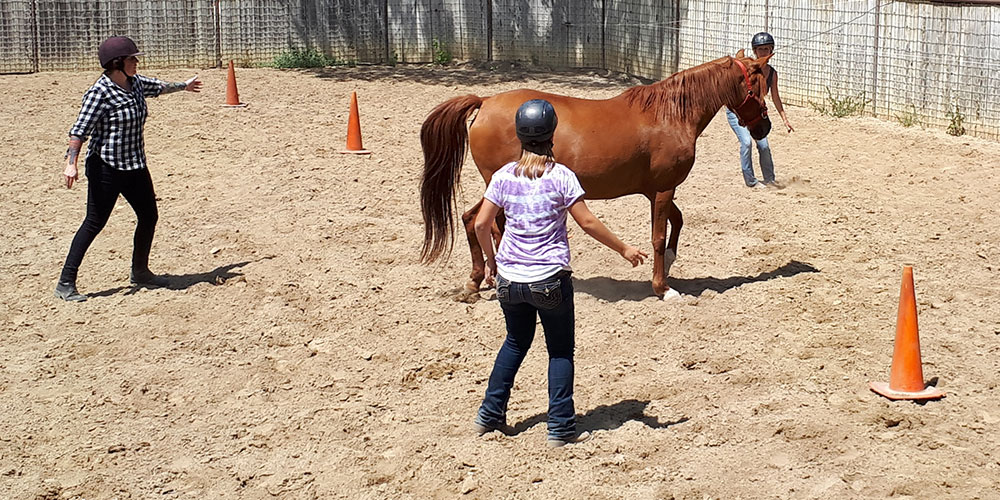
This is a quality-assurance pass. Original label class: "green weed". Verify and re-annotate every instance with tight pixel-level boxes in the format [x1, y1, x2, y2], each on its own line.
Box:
[895, 104, 918, 128]
[946, 105, 966, 136]
[809, 86, 869, 118]
[432, 39, 451, 65]
[271, 49, 340, 69]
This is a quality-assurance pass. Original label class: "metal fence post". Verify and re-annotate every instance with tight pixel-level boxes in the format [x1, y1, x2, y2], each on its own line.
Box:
[487, 0, 493, 62]
[384, 0, 390, 63]
[764, 0, 770, 32]
[601, 0, 605, 70]
[872, 0, 880, 118]
[214, 0, 222, 68]
[673, 0, 680, 74]
[30, 0, 39, 73]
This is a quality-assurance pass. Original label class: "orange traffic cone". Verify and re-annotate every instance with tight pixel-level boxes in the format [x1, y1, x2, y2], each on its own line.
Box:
[869, 266, 945, 400]
[222, 61, 247, 108]
[339, 91, 371, 154]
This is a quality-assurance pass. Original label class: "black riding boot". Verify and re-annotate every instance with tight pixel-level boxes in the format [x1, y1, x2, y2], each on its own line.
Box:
[130, 268, 170, 288]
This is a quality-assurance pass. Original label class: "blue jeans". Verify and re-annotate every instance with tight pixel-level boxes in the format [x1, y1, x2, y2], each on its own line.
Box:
[726, 108, 775, 186]
[476, 271, 576, 439]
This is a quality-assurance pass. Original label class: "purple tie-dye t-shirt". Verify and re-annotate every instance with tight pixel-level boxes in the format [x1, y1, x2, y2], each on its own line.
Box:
[483, 161, 586, 283]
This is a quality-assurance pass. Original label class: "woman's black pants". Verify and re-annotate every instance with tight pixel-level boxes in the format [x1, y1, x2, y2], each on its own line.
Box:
[59, 156, 158, 284]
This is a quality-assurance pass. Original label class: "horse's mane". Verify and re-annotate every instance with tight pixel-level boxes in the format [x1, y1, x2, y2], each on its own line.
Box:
[623, 56, 740, 120]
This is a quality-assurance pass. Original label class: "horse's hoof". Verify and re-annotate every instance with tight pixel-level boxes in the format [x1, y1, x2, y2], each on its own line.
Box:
[455, 284, 482, 303]
[455, 291, 481, 303]
[660, 288, 681, 300]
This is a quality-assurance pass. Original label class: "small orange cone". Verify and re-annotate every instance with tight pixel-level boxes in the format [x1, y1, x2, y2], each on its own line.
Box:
[869, 266, 945, 400]
[222, 61, 247, 108]
[340, 91, 371, 154]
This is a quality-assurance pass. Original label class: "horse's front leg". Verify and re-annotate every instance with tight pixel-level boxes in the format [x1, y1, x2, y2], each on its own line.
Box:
[650, 191, 680, 298]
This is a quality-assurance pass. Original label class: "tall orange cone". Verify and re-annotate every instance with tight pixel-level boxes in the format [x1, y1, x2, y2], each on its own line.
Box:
[222, 61, 247, 108]
[340, 91, 371, 154]
[869, 266, 945, 400]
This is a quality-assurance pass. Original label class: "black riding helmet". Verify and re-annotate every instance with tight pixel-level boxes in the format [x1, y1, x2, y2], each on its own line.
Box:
[751, 32, 775, 48]
[515, 99, 558, 145]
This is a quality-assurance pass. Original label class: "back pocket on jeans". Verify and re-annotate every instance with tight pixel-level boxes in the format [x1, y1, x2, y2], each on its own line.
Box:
[528, 278, 562, 310]
[496, 276, 511, 303]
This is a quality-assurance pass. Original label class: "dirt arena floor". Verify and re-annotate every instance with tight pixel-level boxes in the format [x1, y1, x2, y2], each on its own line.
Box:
[2, 62, 999, 499]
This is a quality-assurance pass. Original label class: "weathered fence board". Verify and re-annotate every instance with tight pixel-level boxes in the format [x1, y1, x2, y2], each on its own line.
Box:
[492, 0, 602, 68]
[388, 0, 488, 64]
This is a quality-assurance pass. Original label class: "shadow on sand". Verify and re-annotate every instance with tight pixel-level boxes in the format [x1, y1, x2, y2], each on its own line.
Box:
[88, 259, 267, 299]
[298, 62, 652, 89]
[573, 260, 819, 302]
[511, 399, 688, 435]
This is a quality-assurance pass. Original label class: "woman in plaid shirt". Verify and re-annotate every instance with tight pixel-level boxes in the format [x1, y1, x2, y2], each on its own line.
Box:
[55, 36, 202, 302]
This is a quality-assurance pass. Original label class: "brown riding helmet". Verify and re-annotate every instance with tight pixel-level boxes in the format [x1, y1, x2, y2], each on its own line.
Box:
[98, 36, 144, 69]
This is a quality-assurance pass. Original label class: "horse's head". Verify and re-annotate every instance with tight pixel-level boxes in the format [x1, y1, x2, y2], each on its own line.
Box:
[729, 49, 772, 140]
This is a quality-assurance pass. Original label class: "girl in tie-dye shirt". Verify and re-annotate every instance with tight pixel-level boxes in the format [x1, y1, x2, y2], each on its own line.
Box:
[472, 99, 646, 447]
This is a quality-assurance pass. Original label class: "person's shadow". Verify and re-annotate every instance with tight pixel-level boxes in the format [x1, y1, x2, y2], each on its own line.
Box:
[511, 399, 688, 435]
[88, 259, 266, 298]
[574, 259, 819, 301]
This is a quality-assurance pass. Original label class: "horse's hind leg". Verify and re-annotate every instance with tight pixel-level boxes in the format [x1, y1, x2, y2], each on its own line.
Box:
[458, 199, 505, 302]
[460, 199, 487, 299]
[665, 201, 683, 277]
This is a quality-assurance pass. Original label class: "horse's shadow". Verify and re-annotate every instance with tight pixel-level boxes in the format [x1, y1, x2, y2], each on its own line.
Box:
[574, 259, 819, 301]
[511, 399, 687, 435]
[303, 63, 644, 89]
[88, 260, 260, 298]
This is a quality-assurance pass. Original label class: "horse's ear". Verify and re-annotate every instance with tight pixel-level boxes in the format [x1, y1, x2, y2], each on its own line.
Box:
[755, 53, 774, 68]
[736, 49, 746, 58]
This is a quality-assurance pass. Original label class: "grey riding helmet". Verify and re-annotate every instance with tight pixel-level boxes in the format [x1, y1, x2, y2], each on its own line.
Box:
[751, 32, 775, 48]
[515, 99, 558, 145]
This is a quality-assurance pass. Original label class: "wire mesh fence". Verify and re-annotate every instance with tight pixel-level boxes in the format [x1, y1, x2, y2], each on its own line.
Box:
[0, 0, 35, 73]
[1, 0, 998, 139]
[31, 0, 216, 71]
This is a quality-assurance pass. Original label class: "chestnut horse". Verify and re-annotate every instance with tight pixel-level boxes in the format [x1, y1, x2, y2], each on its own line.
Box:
[420, 51, 772, 299]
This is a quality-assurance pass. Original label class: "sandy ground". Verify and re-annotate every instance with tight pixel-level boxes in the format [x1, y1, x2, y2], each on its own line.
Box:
[1, 63, 999, 500]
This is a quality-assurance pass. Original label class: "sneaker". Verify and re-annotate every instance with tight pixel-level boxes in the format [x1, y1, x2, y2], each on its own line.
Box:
[54, 281, 87, 302]
[130, 269, 170, 288]
[547, 431, 592, 448]
[473, 421, 513, 436]
[750, 182, 767, 190]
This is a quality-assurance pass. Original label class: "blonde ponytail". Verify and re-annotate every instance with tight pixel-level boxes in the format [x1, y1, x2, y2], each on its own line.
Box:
[514, 144, 555, 179]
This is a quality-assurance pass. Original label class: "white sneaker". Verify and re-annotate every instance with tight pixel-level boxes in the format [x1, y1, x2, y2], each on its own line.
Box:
[473, 422, 513, 436]
[750, 182, 767, 190]
[547, 431, 592, 448]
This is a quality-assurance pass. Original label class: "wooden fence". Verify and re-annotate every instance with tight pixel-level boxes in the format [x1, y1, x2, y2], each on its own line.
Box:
[1, 0, 997, 139]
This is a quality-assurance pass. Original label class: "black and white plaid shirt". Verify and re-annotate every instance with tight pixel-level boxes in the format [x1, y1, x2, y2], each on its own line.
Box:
[69, 73, 166, 171]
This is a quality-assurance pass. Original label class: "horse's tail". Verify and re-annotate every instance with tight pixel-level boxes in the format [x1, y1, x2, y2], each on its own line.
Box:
[419, 94, 484, 264]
